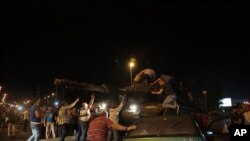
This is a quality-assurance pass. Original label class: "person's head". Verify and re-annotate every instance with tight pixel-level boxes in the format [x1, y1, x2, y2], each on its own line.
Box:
[82, 102, 88, 109]
[35, 98, 41, 105]
[109, 102, 118, 109]
[98, 110, 108, 118]
[48, 106, 53, 111]
[72, 107, 77, 113]
[61, 101, 68, 107]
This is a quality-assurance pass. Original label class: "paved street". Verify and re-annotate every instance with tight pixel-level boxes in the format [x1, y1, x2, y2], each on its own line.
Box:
[0, 127, 31, 141]
[0, 127, 75, 141]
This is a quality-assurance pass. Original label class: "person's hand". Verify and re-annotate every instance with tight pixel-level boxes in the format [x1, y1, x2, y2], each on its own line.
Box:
[128, 125, 137, 130]
[76, 98, 80, 102]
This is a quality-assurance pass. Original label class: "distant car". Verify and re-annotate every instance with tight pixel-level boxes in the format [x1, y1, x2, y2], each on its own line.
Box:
[122, 115, 206, 141]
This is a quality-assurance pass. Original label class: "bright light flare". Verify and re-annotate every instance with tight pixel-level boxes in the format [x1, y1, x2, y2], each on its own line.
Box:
[99, 103, 107, 110]
[54, 101, 59, 106]
[219, 98, 232, 107]
[129, 104, 138, 112]
[17, 105, 23, 111]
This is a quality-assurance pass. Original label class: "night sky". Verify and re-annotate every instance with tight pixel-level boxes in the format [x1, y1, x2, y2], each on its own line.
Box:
[1, 1, 250, 100]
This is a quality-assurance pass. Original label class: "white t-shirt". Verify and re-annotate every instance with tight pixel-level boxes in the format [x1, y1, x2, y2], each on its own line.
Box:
[79, 108, 90, 122]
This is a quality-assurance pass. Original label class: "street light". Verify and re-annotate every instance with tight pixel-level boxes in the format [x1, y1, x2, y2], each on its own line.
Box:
[129, 58, 136, 86]
[203, 90, 207, 112]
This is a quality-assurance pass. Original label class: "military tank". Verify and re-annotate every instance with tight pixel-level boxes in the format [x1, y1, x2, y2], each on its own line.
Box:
[54, 78, 193, 119]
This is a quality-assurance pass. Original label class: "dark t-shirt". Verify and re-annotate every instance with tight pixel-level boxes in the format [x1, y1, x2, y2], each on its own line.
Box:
[45, 111, 55, 123]
[30, 104, 41, 123]
[161, 83, 176, 96]
[7, 111, 19, 124]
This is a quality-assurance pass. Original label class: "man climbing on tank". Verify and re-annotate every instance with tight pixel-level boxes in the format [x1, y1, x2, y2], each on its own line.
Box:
[151, 74, 179, 115]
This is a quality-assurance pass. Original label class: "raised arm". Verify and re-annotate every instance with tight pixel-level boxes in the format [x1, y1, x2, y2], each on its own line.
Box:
[88, 93, 95, 109]
[65, 98, 79, 109]
[151, 88, 164, 95]
[151, 78, 165, 95]
[151, 77, 160, 85]
[116, 95, 126, 111]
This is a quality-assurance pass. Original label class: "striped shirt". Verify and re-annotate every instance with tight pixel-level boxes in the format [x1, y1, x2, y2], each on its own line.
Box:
[87, 116, 114, 141]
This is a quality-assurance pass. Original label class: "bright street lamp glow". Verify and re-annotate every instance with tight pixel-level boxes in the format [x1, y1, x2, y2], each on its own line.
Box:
[129, 58, 136, 86]
[129, 62, 135, 68]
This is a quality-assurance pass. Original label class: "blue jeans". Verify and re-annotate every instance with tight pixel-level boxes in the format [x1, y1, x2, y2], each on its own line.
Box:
[27, 123, 41, 141]
[76, 120, 88, 141]
[59, 123, 69, 141]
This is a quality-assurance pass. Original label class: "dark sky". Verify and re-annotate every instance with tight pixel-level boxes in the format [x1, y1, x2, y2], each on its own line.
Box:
[1, 1, 250, 100]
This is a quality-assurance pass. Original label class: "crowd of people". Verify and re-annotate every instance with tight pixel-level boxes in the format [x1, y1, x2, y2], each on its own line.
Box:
[24, 94, 136, 141]
[1, 68, 248, 141]
[0, 93, 136, 141]
[231, 102, 250, 125]
[0, 68, 179, 141]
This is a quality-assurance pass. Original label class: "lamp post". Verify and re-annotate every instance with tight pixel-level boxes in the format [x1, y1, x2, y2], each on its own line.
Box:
[129, 58, 136, 86]
[203, 90, 207, 112]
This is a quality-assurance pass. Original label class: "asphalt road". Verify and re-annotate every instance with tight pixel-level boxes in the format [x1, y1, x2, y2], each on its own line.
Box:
[0, 127, 75, 141]
[0, 127, 31, 141]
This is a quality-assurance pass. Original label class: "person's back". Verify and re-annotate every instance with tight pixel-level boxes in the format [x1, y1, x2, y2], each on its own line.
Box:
[107, 95, 126, 141]
[58, 106, 68, 125]
[133, 68, 156, 84]
[109, 96, 125, 123]
[87, 115, 113, 141]
[28, 99, 41, 141]
[57, 98, 79, 141]
[87, 110, 137, 141]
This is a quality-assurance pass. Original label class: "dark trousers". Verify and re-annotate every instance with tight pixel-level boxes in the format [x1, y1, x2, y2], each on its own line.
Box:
[23, 119, 29, 132]
[59, 123, 69, 141]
